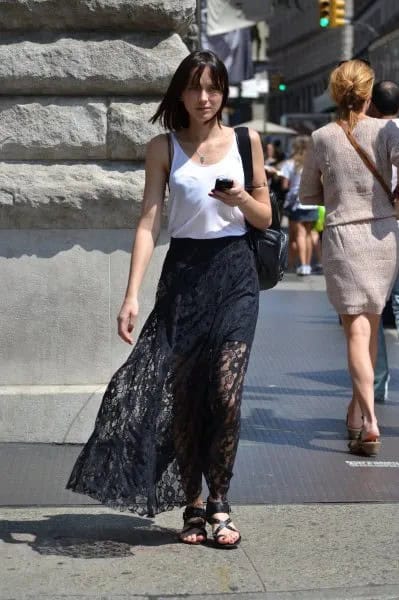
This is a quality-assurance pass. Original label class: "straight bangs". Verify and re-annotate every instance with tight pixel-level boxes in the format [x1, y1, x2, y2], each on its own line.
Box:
[189, 63, 227, 98]
[150, 50, 229, 131]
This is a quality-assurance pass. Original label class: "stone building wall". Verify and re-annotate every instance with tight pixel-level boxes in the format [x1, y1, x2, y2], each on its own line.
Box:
[0, 0, 195, 443]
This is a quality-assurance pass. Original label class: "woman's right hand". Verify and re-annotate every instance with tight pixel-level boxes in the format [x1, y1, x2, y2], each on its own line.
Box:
[117, 298, 139, 345]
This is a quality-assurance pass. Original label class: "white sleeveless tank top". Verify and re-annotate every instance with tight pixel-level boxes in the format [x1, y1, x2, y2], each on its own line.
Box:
[167, 132, 246, 239]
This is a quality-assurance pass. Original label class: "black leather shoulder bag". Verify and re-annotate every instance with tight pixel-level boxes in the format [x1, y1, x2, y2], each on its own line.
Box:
[235, 126, 288, 290]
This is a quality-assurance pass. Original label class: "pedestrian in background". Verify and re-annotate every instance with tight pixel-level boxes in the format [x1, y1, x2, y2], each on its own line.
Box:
[281, 135, 319, 275]
[66, 50, 271, 547]
[300, 59, 399, 456]
[264, 139, 285, 215]
[367, 80, 399, 403]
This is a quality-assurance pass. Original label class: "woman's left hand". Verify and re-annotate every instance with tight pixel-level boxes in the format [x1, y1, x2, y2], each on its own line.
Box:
[209, 181, 249, 209]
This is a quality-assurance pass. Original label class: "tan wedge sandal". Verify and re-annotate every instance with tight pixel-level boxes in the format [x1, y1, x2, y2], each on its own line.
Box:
[348, 431, 381, 457]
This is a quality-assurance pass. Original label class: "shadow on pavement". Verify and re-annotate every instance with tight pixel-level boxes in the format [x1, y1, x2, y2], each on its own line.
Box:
[241, 407, 399, 448]
[0, 513, 176, 558]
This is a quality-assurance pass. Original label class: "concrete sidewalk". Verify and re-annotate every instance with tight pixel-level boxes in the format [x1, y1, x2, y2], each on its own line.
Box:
[2, 274, 399, 599]
[1, 503, 399, 599]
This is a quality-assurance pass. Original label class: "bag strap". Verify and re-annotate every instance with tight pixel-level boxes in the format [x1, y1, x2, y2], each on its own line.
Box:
[337, 120, 395, 206]
[234, 126, 253, 192]
[235, 126, 281, 230]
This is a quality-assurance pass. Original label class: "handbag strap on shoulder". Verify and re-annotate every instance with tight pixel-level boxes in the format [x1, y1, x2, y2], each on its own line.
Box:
[337, 120, 395, 206]
[234, 126, 253, 191]
[235, 126, 281, 230]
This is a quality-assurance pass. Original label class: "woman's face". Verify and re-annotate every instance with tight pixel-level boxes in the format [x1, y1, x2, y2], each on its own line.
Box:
[181, 66, 224, 125]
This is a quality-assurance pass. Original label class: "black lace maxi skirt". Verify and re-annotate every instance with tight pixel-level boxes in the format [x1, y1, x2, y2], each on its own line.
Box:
[66, 234, 259, 516]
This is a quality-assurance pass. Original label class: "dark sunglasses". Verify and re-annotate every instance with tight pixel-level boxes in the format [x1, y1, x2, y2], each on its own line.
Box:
[338, 58, 371, 67]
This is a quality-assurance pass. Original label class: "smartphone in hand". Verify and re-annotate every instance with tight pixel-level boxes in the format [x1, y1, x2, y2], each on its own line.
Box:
[214, 177, 234, 191]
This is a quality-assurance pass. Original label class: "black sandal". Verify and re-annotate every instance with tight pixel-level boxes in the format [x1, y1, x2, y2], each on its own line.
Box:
[179, 505, 207, 545]
[205, 498, 241, 548]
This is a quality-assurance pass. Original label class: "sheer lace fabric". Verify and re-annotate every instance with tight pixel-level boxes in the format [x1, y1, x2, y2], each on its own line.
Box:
[66, 235, 258, 516]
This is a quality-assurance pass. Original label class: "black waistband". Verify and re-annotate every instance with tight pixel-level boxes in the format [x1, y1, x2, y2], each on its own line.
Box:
[170, 234, 247, 251]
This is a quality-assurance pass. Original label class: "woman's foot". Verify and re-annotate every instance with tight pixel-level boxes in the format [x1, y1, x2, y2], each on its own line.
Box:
[296, 264, 311, 276]
[346, 399, 363, 438]
[179, 504, 207, 545]
[362, 418, 380, 439]
[206, 498, 241, 548]
[349, 432, 381, 456]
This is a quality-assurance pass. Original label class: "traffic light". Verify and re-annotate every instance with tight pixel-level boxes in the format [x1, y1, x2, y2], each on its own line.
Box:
[319, 0, 345, 28]
[319, 0, 331, 28]
[330, 0, 345, 27]
[270, 73, 286, 92]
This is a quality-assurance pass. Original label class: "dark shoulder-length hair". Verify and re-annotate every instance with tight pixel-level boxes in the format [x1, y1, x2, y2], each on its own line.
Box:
[150, 50, 229, 131]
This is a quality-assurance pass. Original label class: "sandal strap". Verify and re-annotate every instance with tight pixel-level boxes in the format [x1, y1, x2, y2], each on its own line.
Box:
[181, 506, 207, 539]
[206, 498, 230, 520]
[211, 517, 238, 538]
[183, 505, 205, 523]
[181, 523, 207, 536]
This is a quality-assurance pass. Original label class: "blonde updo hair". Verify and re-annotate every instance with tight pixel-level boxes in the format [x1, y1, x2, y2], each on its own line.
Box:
[329, 59, 374, 130]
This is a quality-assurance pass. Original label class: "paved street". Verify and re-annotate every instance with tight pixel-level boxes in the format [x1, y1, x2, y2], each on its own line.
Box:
[1, 273, 399, 599]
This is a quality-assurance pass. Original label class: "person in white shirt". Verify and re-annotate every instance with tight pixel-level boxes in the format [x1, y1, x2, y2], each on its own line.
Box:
[66, 50, 271, 548]
[280, 136, 319, 275]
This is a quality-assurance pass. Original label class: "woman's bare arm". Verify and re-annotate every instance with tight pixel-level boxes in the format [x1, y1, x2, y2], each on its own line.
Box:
[117, 134, 169, 344]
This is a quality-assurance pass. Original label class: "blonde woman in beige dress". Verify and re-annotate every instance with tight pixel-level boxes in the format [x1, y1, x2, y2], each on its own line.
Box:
[299, 60, 399, 456]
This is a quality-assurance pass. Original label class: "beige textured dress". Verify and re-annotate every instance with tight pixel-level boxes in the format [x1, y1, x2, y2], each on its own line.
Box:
[300, 118, 399, 314]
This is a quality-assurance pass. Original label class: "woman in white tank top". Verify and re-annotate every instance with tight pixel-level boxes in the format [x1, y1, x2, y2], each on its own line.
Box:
[67, 50, 271, 548]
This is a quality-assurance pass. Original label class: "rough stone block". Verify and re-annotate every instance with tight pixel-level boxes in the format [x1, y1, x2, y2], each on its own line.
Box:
[0, 33, 188, 95]
[0, 162, 145, 228]
[0, 0, 196, 35]
[0, 98, 107, 160]
[108, 99, 164, 160]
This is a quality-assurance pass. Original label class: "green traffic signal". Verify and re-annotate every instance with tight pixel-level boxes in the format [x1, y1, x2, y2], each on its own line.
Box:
[278, 83, 287, 91]
[320, 16, 329, 27]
